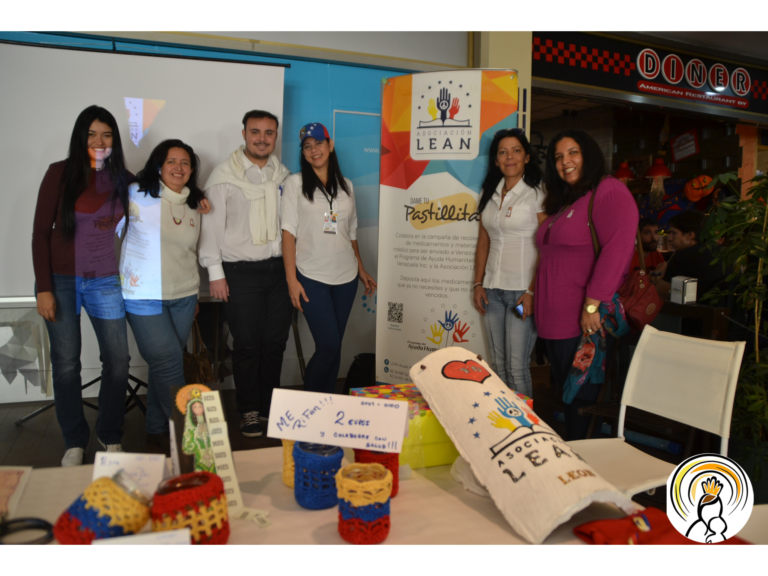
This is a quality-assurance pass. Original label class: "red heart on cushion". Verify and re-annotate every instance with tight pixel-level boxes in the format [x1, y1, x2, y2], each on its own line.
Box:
[441, 360, 491, 384]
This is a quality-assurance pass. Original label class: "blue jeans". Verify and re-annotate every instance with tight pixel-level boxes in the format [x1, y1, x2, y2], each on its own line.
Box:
[126, 295, 197, 434]
[298, 272, 358, 394]
[483, 288, 537, 398]
[41, 274, 129, 449]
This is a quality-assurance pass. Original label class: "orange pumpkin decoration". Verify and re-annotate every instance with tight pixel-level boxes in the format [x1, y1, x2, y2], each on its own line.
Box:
[683, 175, 714, 202]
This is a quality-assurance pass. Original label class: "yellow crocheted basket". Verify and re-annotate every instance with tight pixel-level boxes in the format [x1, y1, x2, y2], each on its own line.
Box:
[335, 463, 393, 507]
[83, 476, 150, 534]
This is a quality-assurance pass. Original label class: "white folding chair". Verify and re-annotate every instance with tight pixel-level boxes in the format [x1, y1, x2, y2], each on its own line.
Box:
[567, 325, 745, 497]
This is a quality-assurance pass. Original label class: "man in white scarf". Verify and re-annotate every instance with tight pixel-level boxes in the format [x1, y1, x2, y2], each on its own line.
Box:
[199, 110, 293, 439]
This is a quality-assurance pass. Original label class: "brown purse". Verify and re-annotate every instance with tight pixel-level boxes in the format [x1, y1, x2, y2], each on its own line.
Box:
[183, 320, 215, 384]
[588, 190, 663, 332]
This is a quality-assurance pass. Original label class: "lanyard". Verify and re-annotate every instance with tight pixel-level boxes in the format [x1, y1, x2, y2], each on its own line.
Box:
[319, 187, 334, 214]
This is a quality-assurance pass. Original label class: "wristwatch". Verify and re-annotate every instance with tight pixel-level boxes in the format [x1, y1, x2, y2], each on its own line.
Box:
[583, 303, 599, 314]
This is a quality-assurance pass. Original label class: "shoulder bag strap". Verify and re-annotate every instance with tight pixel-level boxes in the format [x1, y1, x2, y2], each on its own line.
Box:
[587, 190, 600, 257]
[635, 227, 647, 274]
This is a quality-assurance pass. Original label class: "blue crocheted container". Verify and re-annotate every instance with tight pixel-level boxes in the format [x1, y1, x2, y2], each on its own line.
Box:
[293, 443, 344, 510]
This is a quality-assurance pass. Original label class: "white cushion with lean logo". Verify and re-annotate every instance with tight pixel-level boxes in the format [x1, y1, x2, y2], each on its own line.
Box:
[410, 347, 638, 544]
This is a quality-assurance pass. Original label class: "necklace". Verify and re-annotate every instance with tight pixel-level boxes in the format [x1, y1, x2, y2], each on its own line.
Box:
[169, 203, 185, 225]
[548, 204, 572, 229]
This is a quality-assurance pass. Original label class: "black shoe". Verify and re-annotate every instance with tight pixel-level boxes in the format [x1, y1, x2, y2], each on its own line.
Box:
[240, 411, 263, 437]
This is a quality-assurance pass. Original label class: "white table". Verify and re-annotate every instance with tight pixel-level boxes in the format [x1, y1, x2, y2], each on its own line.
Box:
[10, 447, 768, 545]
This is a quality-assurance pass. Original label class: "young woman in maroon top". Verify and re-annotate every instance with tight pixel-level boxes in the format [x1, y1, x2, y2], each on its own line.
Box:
[32, 105, 132, 467]
[535, 130, 638, 440]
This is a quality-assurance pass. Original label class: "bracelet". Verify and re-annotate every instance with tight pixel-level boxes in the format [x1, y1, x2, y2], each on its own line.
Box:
[0, 517, 54, 545]
[525, 289, 534, 296]
[472, 283, 483, 290]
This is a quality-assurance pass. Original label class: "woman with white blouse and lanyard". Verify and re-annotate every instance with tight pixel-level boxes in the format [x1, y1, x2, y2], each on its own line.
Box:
[282, 123, 377, 393]
[472, 128, 546, 399]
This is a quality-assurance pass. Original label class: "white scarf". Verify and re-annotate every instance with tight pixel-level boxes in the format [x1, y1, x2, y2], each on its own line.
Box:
[204, 147, 290, 245]
[160, 181, 190, 205]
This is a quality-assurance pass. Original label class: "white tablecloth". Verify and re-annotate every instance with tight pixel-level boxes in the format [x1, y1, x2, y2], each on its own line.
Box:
[10, 447, 768, 545]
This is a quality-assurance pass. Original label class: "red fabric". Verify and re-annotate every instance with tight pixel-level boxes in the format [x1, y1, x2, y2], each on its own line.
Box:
[151, 471, 229, 544]
[53, 511, 96, 545]
[574, 507, 750, 545]
[629, 249, 665, 272]
[338, 514, 391, 544]
[353, 449, 399, 497]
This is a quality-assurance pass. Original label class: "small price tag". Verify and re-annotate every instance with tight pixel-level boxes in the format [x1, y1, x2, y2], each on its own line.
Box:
[200, 392, 244, 515]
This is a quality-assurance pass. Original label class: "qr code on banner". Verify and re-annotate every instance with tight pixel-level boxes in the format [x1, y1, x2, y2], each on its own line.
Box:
[388, 302, 403, 324]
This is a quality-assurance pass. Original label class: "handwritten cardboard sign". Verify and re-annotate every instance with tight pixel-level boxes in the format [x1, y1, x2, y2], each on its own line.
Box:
[266, 389, 408, 452]
[92, 452, 166, 500]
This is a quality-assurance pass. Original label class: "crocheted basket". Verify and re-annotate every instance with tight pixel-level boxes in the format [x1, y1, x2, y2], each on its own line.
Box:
[151, 471, 229, 544]
[293, 443, 343, 510]
[282, 439, 296, 488]
[54, 474, 150, 544]
[353, 448, 400, 497]
[336, 463, 393, 544]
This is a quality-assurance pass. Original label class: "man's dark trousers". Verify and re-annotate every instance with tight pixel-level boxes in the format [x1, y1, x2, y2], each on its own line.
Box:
[223, 257, 293, 418]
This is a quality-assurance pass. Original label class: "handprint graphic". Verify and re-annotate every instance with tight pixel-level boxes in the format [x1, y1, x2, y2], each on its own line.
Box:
[427, 323, 444, 345]
[452, 321, 469, 344]
[439, 310, 459, 332]
[488, 411, 518, 433]
[427, 98, 438, 121]
[436, 88, 451, 123]
[494, 396, 537, 428]
[448, 97, 460, 120]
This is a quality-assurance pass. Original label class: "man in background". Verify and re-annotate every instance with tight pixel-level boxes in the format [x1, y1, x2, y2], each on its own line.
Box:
[655, 211, 726, 301]
[629, 217, 666, 274]
[199, 110, 292, 438]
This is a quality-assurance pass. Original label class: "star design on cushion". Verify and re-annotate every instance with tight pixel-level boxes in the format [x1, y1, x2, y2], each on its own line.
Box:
[474, 432, 480, 439]
[468, 417, 476, 424]
[472, 402, 479, 408]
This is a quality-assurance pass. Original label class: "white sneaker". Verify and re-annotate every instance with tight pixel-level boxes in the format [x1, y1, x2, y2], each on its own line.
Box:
[61, 447, 84, 467]
[98, 439, 124, 452]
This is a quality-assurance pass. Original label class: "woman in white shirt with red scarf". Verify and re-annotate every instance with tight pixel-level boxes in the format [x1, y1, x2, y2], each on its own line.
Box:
[473, 128, 546, 398]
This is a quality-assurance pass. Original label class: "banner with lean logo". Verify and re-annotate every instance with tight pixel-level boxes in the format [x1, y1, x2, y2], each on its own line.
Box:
[375, 70, 519, 384]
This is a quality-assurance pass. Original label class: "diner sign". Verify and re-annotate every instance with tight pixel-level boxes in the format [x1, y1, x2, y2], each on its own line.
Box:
[532, 32, 768, 120]
[411, 347, 638, 544]
[267, 389, 408, 452]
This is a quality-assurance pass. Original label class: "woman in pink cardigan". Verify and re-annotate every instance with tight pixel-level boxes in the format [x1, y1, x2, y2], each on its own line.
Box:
[535, 130, 638, 440]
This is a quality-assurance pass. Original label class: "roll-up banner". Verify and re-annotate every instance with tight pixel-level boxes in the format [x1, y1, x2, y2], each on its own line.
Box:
[375, 70, 519, 384]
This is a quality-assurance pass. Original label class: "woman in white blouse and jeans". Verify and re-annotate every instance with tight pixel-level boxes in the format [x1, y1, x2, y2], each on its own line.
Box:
[473, 129, 546, 398]
[282, 123, 377, 393]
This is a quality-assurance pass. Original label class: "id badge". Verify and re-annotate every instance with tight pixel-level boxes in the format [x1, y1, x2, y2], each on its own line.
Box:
[506, 207, 513, 218]
[323, 212, 338, 234]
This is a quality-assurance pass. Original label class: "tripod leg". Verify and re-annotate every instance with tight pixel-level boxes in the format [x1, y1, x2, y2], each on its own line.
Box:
[15, 401, 57, 426]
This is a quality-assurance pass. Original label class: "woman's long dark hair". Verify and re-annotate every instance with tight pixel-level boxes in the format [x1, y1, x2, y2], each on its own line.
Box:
[299, 143, 351, 201]
[60, 105, 129, 240]
[134, 139, 205, 209]
[543, 129, 606, 215]
[478, 128, 542, 214]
